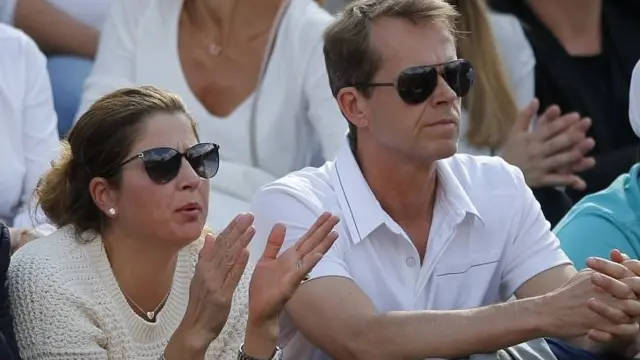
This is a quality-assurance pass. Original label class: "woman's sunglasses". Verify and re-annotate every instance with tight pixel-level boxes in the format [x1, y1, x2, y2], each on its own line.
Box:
[104, 142, 220, 184]
[356, 59, 474, 105]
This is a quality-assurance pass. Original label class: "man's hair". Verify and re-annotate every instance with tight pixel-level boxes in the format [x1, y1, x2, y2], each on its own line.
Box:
[323, 0, 459, 145]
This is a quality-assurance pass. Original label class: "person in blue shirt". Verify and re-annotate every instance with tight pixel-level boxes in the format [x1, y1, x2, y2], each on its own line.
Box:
[555, 59, 640, 268]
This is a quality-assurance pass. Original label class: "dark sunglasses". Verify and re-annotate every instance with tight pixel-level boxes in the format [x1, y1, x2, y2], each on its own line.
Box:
[104, 142, 220, 184]
[356, 59, 474, 105]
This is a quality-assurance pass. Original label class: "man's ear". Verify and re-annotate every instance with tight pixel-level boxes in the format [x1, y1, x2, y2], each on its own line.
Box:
[336, 87, 370, 133]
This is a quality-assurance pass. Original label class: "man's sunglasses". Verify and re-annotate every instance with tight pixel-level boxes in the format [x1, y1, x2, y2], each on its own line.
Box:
[355, 59, 474, 105]
[103, 142, 220, 184]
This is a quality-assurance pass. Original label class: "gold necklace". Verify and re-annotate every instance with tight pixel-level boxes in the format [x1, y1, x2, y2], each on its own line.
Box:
[118, 282, 172, 321]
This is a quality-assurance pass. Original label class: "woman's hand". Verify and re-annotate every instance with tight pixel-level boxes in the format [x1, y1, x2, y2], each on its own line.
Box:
[243, 212, 339, 357]
[172, 213, 256, 355]
[501, 99, 595, 190]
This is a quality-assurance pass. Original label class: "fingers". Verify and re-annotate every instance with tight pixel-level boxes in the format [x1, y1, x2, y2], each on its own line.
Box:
[590, 272, 635, 300]
[588, 257, 636, 282]
[294, 212, 331, 251]
[215, 224, 255, 271]
[538, 118, 591, 157]
[538, 173, 585, 189]
[198, 234, 217, 261]
[296, 214, 339, 257]
[216, 213, 255, 250]
[220, 248, 250, 295]
[587, 298, 633, 325]
[298, 230, 339, 276]
[587, 329, 613, 343]
[261, 223, 286, 260]
[568, 156, 596, 173]
[534, 109, 577, 142]
[512, 98, 540, 133]
[610, 249, 628, 264]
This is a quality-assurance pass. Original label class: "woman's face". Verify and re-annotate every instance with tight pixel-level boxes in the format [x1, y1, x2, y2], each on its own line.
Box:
[112, 112, 209, 247]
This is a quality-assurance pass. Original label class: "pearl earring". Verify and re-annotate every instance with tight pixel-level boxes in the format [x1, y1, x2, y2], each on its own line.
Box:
[108, 208, 116, 216]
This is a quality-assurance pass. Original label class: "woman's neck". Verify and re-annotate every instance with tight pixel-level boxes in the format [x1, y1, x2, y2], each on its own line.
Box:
[186, 0, 283, 39]
[102, 226, 179, 315]
[528, 0, 603, 55]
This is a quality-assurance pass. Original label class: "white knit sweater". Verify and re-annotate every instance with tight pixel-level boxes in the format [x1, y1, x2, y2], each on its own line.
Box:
[7, 226, 251, 359]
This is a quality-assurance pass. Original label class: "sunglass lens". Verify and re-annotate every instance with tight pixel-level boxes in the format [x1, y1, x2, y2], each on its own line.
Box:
[186, 143, 220, 179]
[396, 66, 438, 105]
[142, 148, 182, 184]
[444, 60, 474, 97]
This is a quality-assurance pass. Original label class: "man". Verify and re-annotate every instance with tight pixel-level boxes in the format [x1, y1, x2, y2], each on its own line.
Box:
[250, 0, 640, 359]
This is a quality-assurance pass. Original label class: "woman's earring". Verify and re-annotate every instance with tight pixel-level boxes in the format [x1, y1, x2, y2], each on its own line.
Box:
[108, 208, 116, 216]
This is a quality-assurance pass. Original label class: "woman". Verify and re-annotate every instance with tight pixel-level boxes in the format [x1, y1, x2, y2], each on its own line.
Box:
[450, 0, 596, 227]
[554, 60, 640, 268]
[8, 86, 339, 359]
[0, 23, 58, 241]
[76, 0, 347, 231]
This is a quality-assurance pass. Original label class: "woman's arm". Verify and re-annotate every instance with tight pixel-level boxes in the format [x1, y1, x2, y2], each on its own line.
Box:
[13, 0, 99, 58]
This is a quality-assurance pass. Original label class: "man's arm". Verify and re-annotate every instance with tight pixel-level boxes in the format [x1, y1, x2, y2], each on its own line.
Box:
[287, 277, 549, 360]
[251, 186, 552, 360]
[14, 0, 99, 58]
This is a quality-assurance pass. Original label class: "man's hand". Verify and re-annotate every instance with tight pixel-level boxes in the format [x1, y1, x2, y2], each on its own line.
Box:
[586, 253, 640, 356]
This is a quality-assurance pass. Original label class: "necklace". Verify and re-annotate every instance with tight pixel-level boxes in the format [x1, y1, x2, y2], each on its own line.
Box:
[119, 284, 172, 321]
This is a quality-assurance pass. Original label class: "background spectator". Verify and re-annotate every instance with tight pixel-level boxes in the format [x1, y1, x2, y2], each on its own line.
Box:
[0, 223, 19, 360]
[0, 23, 58, 237]
[555, 59, 640, 267]
[76, 0, 346, 232]
[490, 0, 640, 223]
[9, 0, 112, 137]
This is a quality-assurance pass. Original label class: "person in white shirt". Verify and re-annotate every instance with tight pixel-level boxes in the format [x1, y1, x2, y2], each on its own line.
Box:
[250, 0, 640, 359]
[0, 24, 58, 246]
[4, 0, 112, 137]
[77, 0, 347, 232]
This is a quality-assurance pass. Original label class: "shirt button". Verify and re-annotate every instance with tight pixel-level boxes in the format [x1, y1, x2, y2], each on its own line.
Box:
[406, 257, 416, 267]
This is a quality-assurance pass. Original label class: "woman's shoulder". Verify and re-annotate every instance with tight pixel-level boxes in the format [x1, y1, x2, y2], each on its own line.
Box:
[8, 227, 96, 289]
[280, 0, 333, 53]
[488, 11, 535, 71]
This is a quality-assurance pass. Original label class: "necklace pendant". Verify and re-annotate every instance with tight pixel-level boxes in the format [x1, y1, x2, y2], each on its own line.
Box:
[146, 311, 155, 320]
[209, 44, 222, 56]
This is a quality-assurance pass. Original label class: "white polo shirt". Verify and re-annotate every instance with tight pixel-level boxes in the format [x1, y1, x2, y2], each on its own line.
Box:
[250, 140, 571, 360]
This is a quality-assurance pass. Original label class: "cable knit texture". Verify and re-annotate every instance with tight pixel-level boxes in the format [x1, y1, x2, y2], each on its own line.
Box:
[7, 226, 251, 359]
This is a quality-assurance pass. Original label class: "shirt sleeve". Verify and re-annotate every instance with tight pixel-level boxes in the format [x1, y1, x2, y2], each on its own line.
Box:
[250, 185, 352, 281]
[8, 252, 108, 359]
[75, 0, 141, 121]
[12, 31, 59, 230]
[555, 213, 638, 270]
[500, 166, 572, 299]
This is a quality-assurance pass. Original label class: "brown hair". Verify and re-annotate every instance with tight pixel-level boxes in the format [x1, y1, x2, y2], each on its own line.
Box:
[37, 86, 198, 235]
[449, 0, 519, 149]
[323, 0, 459, 142]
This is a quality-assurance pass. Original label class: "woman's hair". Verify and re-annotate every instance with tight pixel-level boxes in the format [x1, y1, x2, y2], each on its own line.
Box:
[449, 0, 519, 149]
[37, 86, 198, 235]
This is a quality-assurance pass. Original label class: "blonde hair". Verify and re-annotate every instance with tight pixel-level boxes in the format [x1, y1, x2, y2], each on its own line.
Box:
[453, 0, 519, 149]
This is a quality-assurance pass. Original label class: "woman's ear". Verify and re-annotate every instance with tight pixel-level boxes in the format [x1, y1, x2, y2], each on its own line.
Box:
[89, 177, 118, 217]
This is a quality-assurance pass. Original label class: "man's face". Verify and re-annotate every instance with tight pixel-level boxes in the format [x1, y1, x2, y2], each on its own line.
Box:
[361, 18, 461, 162]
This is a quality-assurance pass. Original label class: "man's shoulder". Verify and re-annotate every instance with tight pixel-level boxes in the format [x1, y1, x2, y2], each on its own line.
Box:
[444, 154, 523, 193]
[255, 163, 337, 206]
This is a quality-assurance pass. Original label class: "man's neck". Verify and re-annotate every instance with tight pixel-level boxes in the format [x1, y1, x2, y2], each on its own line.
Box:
[528, 0, 602, 55]
[102, 226, 180, 312]
[356, 139, 438, 224]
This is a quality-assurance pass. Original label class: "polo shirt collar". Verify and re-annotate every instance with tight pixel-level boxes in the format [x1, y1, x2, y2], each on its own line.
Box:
[329, 140, 483, 244]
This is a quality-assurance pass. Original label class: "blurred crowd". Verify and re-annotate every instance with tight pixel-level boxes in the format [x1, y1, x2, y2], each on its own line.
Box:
[2, 0, 640, 359]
